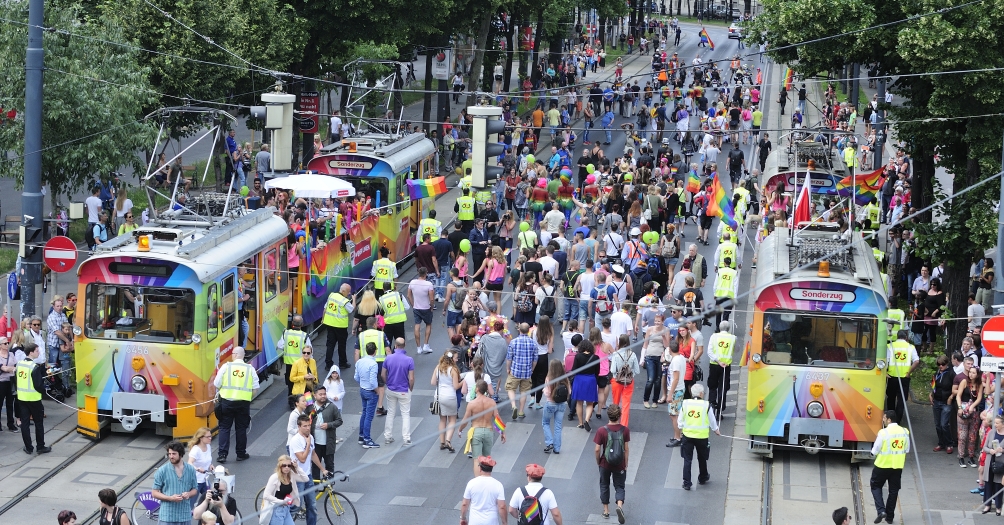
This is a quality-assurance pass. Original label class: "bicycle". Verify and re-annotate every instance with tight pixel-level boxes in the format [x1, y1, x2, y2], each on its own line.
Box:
[255, 470, 358, 525]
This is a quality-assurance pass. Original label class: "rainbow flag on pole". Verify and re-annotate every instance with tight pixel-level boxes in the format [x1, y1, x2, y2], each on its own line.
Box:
[706, 171, 738, 230]
[699, 28, 715, 51]
[405, 176, 448, 200]
[836, 167, 885, 205]
[493, 414, 506, 435]
[686, 169, 701, 193]
[783, 68, 794, 91]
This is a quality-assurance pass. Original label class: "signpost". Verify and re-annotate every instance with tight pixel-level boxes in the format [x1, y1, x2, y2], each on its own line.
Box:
[43, 236, 77, 273]
[299, 91, 319, 134]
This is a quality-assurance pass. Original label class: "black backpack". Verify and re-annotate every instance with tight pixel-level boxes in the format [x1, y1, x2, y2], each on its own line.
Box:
[517, 486, 549, 525]
[552, 379, 569, 404]
[539, 286, 557, 319]
[603, 427, 626, 467]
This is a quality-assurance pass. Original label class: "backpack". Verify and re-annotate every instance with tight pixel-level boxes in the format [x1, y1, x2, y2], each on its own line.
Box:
[681, 289, 699, 318]
[615, 349, 635, 383]
[539, 286, 557, 318]
[516, 288, 535, 313]
[552, 379, 569, 404]
[594, 285, 613, 314]
[662, 235, 679, 258]
[603, 427, 626, 467]
[638, 111, 650, 129]
[518, 486, 549, 525]
[451, 282, 465, 310]
[563, 270, 581, 298]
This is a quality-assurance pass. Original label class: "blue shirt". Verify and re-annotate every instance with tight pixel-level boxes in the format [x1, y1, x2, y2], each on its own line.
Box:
[354, 355, 379, 390]
[601, 112, 615, 128]
[152, 461, 198, 523]
[507, 335, 538, 379]
[226, 135, 238, 155]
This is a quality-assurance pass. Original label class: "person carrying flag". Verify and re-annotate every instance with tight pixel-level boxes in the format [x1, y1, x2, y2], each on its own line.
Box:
[458, 380, 508, 475]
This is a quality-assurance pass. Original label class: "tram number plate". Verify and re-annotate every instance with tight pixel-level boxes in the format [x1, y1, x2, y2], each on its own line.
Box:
[982, 356, 1004, 372]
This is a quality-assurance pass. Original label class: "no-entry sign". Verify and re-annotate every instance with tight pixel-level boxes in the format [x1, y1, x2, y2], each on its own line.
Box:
[43, 236, 77, 273]
[982, 316, 1004, 357]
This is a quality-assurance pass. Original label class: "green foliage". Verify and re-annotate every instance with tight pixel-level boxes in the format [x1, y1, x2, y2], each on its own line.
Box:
[0, 1, 157, 202]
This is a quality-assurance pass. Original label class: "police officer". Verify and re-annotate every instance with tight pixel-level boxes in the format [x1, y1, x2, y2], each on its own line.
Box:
[455, 188, 477, 233]
[678, 384, 719, 490]
[17, 343, 49, 454]
[418, 209, 442, 246]
[277, 315, 312, 407]
[371, 247, 397, 300]
[871, 410, 909, 524]
[885, 330, 920, 424]
[356, 317, 390, 417]
[213, 346, 259, 464]
[713, 257, 738, 327]
[706, 321, 735, 418]
[322, 284, 354, 371]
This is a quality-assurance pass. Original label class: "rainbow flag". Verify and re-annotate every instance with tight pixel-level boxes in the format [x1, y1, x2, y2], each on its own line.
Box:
[784, 68, 794, 91]
[699, 28, 715, 51]
[304, 391, 315, 406]
[706, 171, 738, 230]
[493, 414, 506, 435]
[521, 496, 542, 523]
[405, 176, 448, 200]
[686, 170, 700, 193]
[836, 167, 885, 205]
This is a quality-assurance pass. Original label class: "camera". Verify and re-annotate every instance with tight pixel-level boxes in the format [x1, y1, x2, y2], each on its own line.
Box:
[210, 481, 222, 501]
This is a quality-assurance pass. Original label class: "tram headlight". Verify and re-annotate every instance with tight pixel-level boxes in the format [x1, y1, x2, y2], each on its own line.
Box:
[72, 325, 82, 336]
[876, 359, 887, 370]
[806, 400, 824, 418]
[192, 333, 202, 344]
[131, 375, 147, 392]
[751, 353, 762, 364]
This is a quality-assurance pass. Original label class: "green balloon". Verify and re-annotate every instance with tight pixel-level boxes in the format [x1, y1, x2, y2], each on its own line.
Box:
[460, 239, 472, 253]
[526, 154, 535, 165]
[643, 231, 659, 245]
[240, 185, 250, 197]
[520, 221, 530, 232]
[586, 164, 595, 174]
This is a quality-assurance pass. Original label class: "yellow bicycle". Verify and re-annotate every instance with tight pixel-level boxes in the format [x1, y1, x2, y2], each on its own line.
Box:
[255, 471, 357, 525]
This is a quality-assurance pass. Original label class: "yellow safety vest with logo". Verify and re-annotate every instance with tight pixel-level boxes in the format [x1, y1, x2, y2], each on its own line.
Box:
[886, 309, 905, 342]
[734, 186, 750, 208]
[680, 399, 710, 439]
[474, 191, 493, 204]
[887, 340, 913, 378]
[372, 258, 395, 290]
[873, 424, 909, 469]
[708, 332, 736, 366]
[872, 247, 884, 266]
[714, 267, 737, 298]
[379, 291, 408, 325]
[460, 176, 473, 191]
[718, 242, 738, 269]
[16, 360, 40, 402]
[844, 146, 858, 168]
[358, 328, 387, 361]
[419, 218, 442, 240]
[322, 293, 350, 328]
[282, 329, 306, 365]
[218, 361, 255, 401]
[864, 204, 880, 225]
[457, 196, 476, 221]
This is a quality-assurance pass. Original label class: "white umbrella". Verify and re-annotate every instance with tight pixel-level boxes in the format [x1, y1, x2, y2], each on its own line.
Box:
[264, 174, 356, 199]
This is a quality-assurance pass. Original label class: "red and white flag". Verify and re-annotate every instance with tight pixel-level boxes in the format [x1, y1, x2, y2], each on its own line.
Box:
[793, 174, 812, 225]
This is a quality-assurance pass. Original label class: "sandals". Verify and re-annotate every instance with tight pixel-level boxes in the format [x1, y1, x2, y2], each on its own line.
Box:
[445, 441, 455, 453]
[440, 443, 447, 450]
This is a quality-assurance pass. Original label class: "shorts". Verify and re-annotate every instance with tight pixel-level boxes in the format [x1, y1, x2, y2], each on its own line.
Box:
[414, 308, 433, 326]
[578, 299, 592, 321]
[700, 215, 713, 230]
[447, 310, 463, 327]
[470, 427, 495, 457]
[486, 281, 504, 292]
[505, 374, 532, 393]
[666, 257, 680, 267]
[596, 374, 610, 389]
[667, 390, 685, 415]
[376, 360, 386, 388]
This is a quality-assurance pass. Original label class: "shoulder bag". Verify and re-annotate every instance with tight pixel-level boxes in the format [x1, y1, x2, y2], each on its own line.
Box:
[429, 386, 441, 414]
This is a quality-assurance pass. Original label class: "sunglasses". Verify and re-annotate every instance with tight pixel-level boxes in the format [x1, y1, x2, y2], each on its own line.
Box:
[31, 323, 40, 327]
[302, 352, 311, 355]
[126, 216, 133, 219]
[281, 464, 292, 468]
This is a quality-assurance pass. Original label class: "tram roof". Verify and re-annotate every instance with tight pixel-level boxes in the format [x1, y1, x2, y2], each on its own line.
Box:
[318, 132, 436, 174]
[759, 138, 853, 191]
[85, 207, 289, 283]
[753, 227, 887, 304]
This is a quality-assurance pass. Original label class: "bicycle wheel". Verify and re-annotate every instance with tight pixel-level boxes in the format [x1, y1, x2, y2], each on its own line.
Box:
[255, 486, 266, 511]
[323, 491, 358, 525]
[130, 499, 158, 525]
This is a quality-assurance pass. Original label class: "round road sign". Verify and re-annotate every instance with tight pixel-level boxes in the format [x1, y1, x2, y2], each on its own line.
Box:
[981, 315, 1004, 357]
[43, 236, 78, 273]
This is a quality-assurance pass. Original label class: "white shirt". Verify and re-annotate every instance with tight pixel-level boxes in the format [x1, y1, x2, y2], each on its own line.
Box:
[610, 310, 633, 339]
[669, 354, 687, 391]
[604, 232, 625, 256]
[561, 331, 581, 353]
[577, 272, 596, 300]
[463, 475, 506, 525]
[313, 410, 326, 446]
[330, 116, 342, 135]
[886, 341, 920, 364]
[539, 256, 559, 278]
[542, 210, 565, 233]
[508, 483, 559, 525]
[676, 399, 720, 431]
[189, 444, 213, 484]
[870, 423, 910, 456]
[115, 198, 134, 219]
[969, 303, 986, 330]
[85, 195, 102, 223]
[288, 432, 314, 473]
[323, 378, 345, 410]
[535, 285, 557, 316]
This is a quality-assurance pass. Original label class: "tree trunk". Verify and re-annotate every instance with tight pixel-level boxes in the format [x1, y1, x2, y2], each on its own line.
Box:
[466, 11, 494, 107]
[744, 0, 751, 15]
[599, 17, 607, 48]
[532, 10, 545, 78]
[943, 263, 969, 357]
[913, 144, 936, 224]
[423, 38, 434, 129]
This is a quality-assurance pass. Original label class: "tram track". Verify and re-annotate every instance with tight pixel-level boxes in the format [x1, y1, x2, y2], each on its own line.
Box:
[78, 457, 166, 525]
[0, 438, 97, 516]
[761, 458, 773, 525]
[760, 452, 867, 525]
[850, 464, 866, 525]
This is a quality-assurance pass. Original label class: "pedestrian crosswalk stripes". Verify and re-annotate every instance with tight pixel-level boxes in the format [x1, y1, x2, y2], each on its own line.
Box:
[489, 422, 535, 473]
[359, 416, 427, 465]
[543, 426, 592, 478]
[624, 432, 649, 485]
[418, 433, 468, 468]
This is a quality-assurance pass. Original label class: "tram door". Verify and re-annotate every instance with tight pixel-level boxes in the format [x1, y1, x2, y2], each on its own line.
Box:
[243, 254, 259, 353]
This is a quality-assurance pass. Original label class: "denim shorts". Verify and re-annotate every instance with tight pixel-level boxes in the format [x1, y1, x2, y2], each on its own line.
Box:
[447, 310, 463, 327]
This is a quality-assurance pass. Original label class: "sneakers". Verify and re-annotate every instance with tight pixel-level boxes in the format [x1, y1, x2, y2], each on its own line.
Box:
[362, 440, 380, 449]
[518, 412, 526, 419]
[512, 408, 519, 421]
[961, 457, 967, 468]
[404, 439, 412, 446]
[616, 507, 625, 524]
[544, 444, 553, 453]
[358, 436, 365, 445]
[217, 455, 227, 464]
[969, 457, 978, 468]
[666, 438, 682, 447]
[385, 437, 395, 445]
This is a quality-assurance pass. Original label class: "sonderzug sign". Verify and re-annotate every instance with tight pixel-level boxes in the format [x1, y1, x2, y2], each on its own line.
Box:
[788, 289, 856, 303]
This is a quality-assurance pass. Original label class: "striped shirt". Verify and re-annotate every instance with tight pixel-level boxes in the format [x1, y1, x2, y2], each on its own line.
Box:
[506, 335, 538, 379]
[152, 461, 198, 522]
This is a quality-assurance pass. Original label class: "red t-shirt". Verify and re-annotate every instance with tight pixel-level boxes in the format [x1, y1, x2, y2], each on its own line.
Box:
[594, 423, 631, 470]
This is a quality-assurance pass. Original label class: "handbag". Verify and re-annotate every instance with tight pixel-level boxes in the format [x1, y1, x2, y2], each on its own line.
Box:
[429, 388, 440, 415]
[993, 455, 1004, 476]
[259, 502, 275, 525]
[692, 363, 704, 383]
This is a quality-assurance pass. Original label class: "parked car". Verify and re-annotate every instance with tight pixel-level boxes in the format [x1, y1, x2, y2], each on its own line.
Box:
[728, 21, 743, 39]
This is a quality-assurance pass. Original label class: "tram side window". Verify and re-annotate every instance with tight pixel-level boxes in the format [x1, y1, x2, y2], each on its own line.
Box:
[761, 311, 877, 368]
[279, 243, 289, 293]
[83, 284, 195, 344]
[264, 248, 277, 301]
[221, 274, 236, 331]
[207, 284, 219, 342]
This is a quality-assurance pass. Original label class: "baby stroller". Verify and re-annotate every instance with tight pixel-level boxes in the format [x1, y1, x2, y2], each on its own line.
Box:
[44, 365, 71, 402]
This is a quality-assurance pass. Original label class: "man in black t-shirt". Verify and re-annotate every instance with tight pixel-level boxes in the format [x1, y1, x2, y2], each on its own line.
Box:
[727, 142, 745, 184]
[577, 149, 593, 188]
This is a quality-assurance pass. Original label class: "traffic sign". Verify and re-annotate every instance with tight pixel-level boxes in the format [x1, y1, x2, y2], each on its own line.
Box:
[982, 316, 1004, 357]
[43, 236, 77, 273]
[982, 356, 1004, 373]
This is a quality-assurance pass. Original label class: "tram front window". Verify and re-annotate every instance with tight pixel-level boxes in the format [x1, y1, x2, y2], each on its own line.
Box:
[761, 310, 877, 368]
[84, 284, 196, 344]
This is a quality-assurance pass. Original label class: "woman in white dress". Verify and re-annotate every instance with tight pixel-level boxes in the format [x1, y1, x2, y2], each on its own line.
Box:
[431, 350, 461, 452]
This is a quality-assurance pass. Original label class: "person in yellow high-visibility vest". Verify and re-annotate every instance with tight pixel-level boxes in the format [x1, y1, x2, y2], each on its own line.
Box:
[864, 198, 881, 227]
[706, 321, 735, 418]
[16, 343, 49, 454]
[678, 384, 719, 490]
[378, 289, 409, 348]
[277, 315, 311, 407]
[870, 410, 910, 523]
[417, 209, 443, 247]
[356, 317, 391, 417]
[371, 247, 398, 300]
[713, 257, 738, 327]
[885, 330, 920, 424]
[455, 188, 477, 233]
[713, 233, 739, 269]
[213, 346, 259, 463]
[885, 308, 906, 345]
[322, 283, 354, 370]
